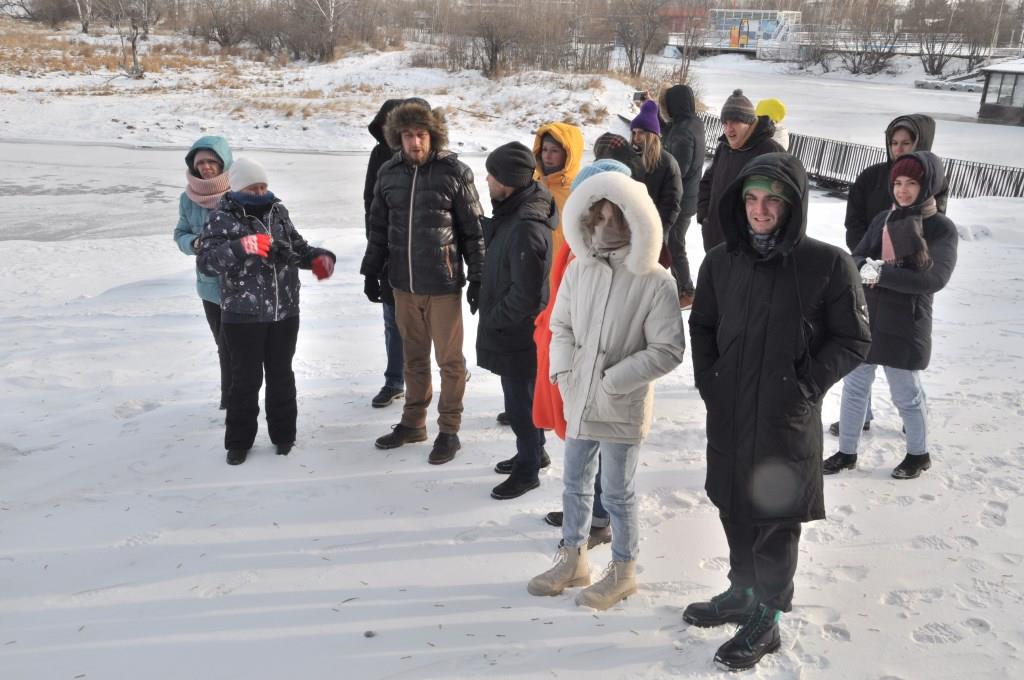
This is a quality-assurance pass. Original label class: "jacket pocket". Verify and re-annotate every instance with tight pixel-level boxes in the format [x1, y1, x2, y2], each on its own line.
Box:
[584, 379, 641, 425]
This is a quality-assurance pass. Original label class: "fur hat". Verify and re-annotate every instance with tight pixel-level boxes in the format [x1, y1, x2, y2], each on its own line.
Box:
[384, 101, 449, 153]
[630, 100, 662, 136]
[721, 89, 756, 124]
[229, 157, 268, 190]
[486, 141, 536, 189]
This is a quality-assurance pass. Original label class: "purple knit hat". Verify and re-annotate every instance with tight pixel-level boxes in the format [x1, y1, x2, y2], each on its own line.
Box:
[630, 100, 661, 136]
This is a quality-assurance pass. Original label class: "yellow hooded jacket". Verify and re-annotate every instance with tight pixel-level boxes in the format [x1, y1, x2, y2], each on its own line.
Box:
[532, 122, 584, 268]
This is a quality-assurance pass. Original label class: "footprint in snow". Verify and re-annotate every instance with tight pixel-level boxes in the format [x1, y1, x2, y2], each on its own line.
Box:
[980, 500, 1008, 528]
[912, 622, 964, 644]
[113, 400, 161, 419]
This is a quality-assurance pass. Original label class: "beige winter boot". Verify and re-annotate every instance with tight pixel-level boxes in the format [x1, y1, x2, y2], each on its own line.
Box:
[527, 543, 591, 596]
[574, 560, 637, 610]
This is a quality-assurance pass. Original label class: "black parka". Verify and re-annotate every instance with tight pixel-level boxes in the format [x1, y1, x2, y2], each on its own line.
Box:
[661, 84, 706, 219]
[476, 182, 556, 379]
[361, 150, 485, 295]
[697, 116, 784, 252]
[843, 114, 947, 251]
[689, 153, 871, 523]
[851, 151, 958, 371]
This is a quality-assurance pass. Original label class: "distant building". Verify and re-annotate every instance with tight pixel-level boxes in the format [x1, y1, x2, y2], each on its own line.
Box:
[979, 60, 1024, 126]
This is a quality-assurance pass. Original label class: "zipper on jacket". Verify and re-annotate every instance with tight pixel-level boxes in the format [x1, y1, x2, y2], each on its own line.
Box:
[407, 165, 419, 294]
[578, 258, 617, 433]
[253, 211, 279, 320]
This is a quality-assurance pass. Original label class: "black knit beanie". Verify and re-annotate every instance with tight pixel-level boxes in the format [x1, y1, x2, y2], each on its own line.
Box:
[486, 141, 536, 189]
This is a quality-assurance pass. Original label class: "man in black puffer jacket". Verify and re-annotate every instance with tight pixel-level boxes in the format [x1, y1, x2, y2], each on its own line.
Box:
[661, 83, 706, 307]
[697, 89, 784, 253]
[361, 100, 485, 465]
[477, 142, 556, 501]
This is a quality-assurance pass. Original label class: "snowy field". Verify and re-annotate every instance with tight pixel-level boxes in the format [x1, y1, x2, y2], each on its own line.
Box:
[2, 43, 1024, 680]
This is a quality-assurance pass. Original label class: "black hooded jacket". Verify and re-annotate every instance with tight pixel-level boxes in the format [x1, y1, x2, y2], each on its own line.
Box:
[476, 182, 556, 378]
[363, 99, 404, 232]
[844, 114, 948, 251]
[697, 116, 784, 252]
[661, 84, 706, 219]
[689, 153, 871, 523]
[852, 151, 958, 371]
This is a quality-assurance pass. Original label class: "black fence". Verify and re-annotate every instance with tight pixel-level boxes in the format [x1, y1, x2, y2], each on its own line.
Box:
[697, 112, 1024, 199]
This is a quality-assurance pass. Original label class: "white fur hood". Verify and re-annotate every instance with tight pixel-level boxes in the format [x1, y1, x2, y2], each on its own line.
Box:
[561, 172, 664, 275]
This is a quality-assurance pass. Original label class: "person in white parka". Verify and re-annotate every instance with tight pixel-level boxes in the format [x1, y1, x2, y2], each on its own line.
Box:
[527, 169, 687, 610]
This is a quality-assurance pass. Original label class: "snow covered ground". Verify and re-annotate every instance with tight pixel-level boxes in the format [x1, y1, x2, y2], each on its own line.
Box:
[2, 38, 1023, 680]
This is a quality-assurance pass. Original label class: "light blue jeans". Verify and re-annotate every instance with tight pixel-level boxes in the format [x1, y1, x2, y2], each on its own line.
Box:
[838, 363, 928, 455]
[562, 438, 640, 562]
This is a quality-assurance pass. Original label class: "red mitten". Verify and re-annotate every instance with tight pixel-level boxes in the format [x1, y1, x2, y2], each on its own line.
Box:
[240, 234, 271, 257]
[312, 255, 334, 280]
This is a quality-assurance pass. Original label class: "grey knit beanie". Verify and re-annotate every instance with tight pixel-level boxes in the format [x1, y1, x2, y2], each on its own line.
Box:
[721, 89, 756, 125]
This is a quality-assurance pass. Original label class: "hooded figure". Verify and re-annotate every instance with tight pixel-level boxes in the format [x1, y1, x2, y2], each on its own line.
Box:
[531, 123, 584, 263]
[361, 97, 430, 410]
[828, 150, 958, 481]
[173, 135, 234, 409]
[660, 84, 707, 303]
[697, 108, 784, 253]
[685, 152, 870, 670]
[844, 114, 947, 251]
[528, 169, 685, 612]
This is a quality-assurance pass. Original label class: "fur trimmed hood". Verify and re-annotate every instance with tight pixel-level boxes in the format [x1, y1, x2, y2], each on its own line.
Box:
[561, 171, 663, 275]
[383, 101, 449, 153]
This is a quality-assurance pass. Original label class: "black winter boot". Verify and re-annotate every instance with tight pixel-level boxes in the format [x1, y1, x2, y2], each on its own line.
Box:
[828, 419, 870, 436]
[491, 472, 540, 500]
[544, 511, 563, 527]
[683, 586, 755, 627]
[496, 411, 510, 426]
[892, 452, 931, 479]
[371, 386, 405, 408]
[494, 449, 551, 474]
[226, 448, 249, 465]
[428, 432, 460, 465]
[375, 424, 428, 450]
[823, 451, 858, 475]
[714, 603, 782, 671]
[276, 442, 294, 456]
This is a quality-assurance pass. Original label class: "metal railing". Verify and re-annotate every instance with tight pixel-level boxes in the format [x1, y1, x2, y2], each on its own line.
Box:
[697, 112, 1024, 199]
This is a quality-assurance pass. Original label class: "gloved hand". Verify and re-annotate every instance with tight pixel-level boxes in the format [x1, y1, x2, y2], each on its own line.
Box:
[364, 275, 382, 303]
[239, 234, 271, 258]
[380, 281, 395, 306]
[859, 258, 883, 286]
[466, 281, 481, 315]
[312, 255, 334, 280]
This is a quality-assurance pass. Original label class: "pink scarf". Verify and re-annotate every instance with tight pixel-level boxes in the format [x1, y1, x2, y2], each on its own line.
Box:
[185, 170, 230, 210]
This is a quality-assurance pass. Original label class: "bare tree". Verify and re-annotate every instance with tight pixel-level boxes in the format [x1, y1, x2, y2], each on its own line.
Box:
[72, 0, 92, 32]
[670, 0, 709, 83]
[840, 0, 900, 75]
[471, 5, 522, 77]
[906, 0, 960, 76]
[609, 0, 669, 78]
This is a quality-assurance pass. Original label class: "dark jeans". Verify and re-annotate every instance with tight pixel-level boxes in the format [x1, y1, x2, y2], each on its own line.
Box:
[202, 299, 232, 403]
[667, 215, 695, 295]
[722, 518, 801, 612]
[382, 300, 404, 389]
[501, 374, 546, 480]
[222, 316, 300, 451]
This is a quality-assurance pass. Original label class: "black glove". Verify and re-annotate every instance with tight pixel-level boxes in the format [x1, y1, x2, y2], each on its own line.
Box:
[466, 281, 480, 315]
[364, 275, 382, 303]
[380, 280, 395, 306]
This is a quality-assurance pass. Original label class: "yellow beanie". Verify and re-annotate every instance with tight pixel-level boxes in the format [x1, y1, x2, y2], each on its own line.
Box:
[755, 98, 786, 124]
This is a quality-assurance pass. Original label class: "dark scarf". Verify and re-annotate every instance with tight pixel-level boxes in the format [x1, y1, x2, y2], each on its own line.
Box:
[747, 227, 779, 257]
[883, 196, 935, 271]
[228, 191, 277, 219]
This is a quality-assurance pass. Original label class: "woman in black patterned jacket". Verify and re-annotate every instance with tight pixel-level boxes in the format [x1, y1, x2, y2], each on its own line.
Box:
[198, 158, 336, 466]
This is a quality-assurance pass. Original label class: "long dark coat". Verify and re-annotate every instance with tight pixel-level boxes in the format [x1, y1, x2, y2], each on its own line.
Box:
[661, 84, 706, 219]
[637, 149, 683, 234]
[852, 150, 958, 371]
[697, 116, 784, 252]
[689, 153, 871, 523]
[476, 182, 556, 378]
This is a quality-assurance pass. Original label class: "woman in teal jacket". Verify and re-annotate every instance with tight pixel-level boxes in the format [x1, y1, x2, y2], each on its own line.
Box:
[173, 135, 234, 408]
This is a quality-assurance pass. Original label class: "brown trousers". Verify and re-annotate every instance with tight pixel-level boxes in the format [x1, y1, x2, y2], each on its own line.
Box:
[393, 289, 466, 434]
